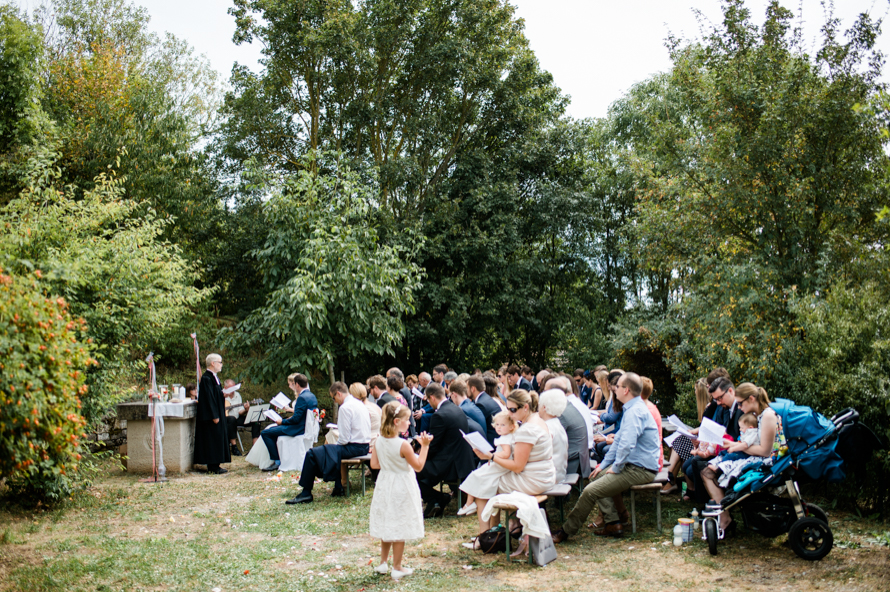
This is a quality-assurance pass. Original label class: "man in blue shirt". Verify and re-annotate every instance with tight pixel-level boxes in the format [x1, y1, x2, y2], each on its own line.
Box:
[552, 372, 660, 542]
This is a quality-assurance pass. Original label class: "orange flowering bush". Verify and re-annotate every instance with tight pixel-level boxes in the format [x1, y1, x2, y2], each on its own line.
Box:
[0, 268, 95, 501]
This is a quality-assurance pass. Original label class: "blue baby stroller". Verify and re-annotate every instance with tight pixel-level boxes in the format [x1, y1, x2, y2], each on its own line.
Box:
[702, 403, 878, 560]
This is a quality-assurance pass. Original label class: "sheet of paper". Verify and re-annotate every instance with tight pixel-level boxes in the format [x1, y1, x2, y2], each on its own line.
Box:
[222, 382, 242, 395]
[325, 423, 338, 429]
[270, 392, 292, 409]
[664, 431, 682, 447]
[698, 417, 727, 445]
[666, 414, 697, 438]
[263, 409, 283, 423]
[411, 386, 424, 400]
[600, 424, 616, 435]
[460, 429, 494, 453]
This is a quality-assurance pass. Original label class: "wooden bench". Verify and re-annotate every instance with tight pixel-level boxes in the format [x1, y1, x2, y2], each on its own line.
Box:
[542, 483, 572, 522]
[490, 494, 549, 562]
[628, 469, 670, 533]
[342, 454, 373, 496]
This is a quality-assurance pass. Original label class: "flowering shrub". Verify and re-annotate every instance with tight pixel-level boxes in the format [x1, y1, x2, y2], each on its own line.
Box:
[0, 268, 95, 501]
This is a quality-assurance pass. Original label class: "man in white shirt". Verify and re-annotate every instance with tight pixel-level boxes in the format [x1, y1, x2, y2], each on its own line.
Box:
[287, 382, 371, 504]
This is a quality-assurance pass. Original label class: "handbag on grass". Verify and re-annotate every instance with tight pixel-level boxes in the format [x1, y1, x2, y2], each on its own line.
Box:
[477, 525, 507, 554]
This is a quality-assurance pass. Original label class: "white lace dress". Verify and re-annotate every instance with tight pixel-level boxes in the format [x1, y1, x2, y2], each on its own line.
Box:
[459, 434, 514, 499]
[369, 436, 424, 542]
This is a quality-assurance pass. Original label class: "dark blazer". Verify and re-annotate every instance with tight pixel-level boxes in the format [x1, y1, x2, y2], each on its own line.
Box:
[418, 400, 476, 484]
[376, 391, 397, 409]
[400, 386, 416, 436]
[474, 392, 502, 445]
[715, 402, 743, 442]
[194, 371, 231, 465]
[516, 377, 532, 391]
[560, 402, 591, 478]
[279, 389, 318, 437]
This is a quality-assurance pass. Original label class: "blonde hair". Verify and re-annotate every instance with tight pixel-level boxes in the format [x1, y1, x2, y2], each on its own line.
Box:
[349, 382, 368, 402]
[640, 376, 653, 400]
[380, 401, 409, 438]
[735, 383, 771, 414]
[694, 377, 710, 421]
[739, 412, 758, 428]
[492, 410, 517, 431]
[507, 389, 538, 413]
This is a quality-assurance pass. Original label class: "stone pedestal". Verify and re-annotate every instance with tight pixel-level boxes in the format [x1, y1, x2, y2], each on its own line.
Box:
[117, 401, 196, 474]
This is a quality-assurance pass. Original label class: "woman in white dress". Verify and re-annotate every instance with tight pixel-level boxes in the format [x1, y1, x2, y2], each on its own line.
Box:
[469, 389, 555, 541]
[369, 402, 432, 581]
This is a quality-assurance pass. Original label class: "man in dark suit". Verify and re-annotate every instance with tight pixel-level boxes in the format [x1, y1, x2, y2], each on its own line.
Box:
[687, 377, 743, 503]
[417, 383, 476, 517]
[194, 353, 231, 474]
[260, 373, 318, 471]
[467, 376, 501, 445]
[368, 375, 395, 408]
[506, 365, 532, 391]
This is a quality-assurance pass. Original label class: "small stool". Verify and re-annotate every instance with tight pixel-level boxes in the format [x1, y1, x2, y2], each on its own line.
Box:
[342, 454, 372, 495]
[628, 470, 670, 533]
[542, 483, 572, 522]
[490, 495, 549, 562]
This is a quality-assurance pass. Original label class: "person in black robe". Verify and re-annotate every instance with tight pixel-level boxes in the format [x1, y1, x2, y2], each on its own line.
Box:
[194, 353, 231, 474]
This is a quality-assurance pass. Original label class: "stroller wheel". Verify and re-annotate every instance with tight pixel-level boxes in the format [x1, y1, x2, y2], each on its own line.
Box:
[788, 517, 833, 561]
[805, 503, 828, 525]
[704, 519, 718, 556]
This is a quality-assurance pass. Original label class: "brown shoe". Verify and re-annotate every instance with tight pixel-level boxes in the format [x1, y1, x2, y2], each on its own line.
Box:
[552, 529, 570, 544]
[593, 523, 624, 538]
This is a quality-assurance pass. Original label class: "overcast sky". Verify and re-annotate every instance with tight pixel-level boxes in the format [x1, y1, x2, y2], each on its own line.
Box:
[14, 0, 890, 120]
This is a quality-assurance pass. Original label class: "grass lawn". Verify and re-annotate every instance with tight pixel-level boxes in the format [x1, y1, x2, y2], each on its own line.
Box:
[1, 446, 888, 592]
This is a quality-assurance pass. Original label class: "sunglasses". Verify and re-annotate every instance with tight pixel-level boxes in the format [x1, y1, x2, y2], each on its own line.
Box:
[507, 406, 519, 413]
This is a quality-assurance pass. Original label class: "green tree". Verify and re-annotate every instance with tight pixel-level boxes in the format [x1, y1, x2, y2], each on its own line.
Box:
[613, 0, 888, 386]
[0, 139, 210, 424]
[220, 154, 422, 383]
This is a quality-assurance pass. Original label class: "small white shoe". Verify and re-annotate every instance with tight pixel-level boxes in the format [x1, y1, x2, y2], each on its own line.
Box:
[373, 562, 389, 574]
[456, 502, 477, 516]
[391, 567, 413, 580]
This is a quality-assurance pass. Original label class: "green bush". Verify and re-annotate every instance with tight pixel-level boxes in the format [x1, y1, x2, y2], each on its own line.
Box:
[0, 267, 94, 501]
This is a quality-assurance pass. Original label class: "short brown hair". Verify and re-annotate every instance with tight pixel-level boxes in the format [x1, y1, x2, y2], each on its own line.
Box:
[367, 375, 386, 391]
[425, 382, 446, 401]
[620, 372, 643, 397]
[467, 375, 484, 393]
[330, 381, 349, 396]
[449, 380, 468, 398]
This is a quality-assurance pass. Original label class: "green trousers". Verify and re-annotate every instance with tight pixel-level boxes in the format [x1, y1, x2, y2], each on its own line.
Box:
[562, 464, 655, 536]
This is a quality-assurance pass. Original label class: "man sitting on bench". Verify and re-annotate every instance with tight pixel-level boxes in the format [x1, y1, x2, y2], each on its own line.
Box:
[286, 382, 371, 503]
[552, 372, 660, 542]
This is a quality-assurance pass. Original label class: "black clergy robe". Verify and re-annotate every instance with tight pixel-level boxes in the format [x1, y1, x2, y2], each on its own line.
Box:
[194, 370, 231, 467]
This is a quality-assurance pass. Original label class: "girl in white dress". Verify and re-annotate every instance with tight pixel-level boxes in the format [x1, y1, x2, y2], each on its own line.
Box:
[369, 402, 433, 581]
[458, 411, 517, 515]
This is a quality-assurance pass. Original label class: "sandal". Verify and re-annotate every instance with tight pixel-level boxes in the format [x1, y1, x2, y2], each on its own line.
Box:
[510, 535, 529, 558]
[660, 483, 678, 495]
[508, 518, 522, 539]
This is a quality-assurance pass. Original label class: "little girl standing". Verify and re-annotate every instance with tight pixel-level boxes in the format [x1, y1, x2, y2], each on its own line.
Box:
[458, 411, 517, 514]
[369, 401, 433, 581]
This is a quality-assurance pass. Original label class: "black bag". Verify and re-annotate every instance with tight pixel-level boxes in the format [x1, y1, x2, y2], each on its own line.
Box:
[477, 525, 507, 554]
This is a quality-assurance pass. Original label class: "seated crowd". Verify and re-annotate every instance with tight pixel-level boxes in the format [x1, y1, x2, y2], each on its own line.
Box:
[214, 359, 772, 566]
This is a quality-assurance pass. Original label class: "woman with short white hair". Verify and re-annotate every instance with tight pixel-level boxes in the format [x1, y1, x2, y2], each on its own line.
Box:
[539, 389, 569, 484]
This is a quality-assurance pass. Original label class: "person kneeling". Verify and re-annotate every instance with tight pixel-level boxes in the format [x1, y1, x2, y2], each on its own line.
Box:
[287, 382, 372, 504]
[552, 372, 660, 542]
